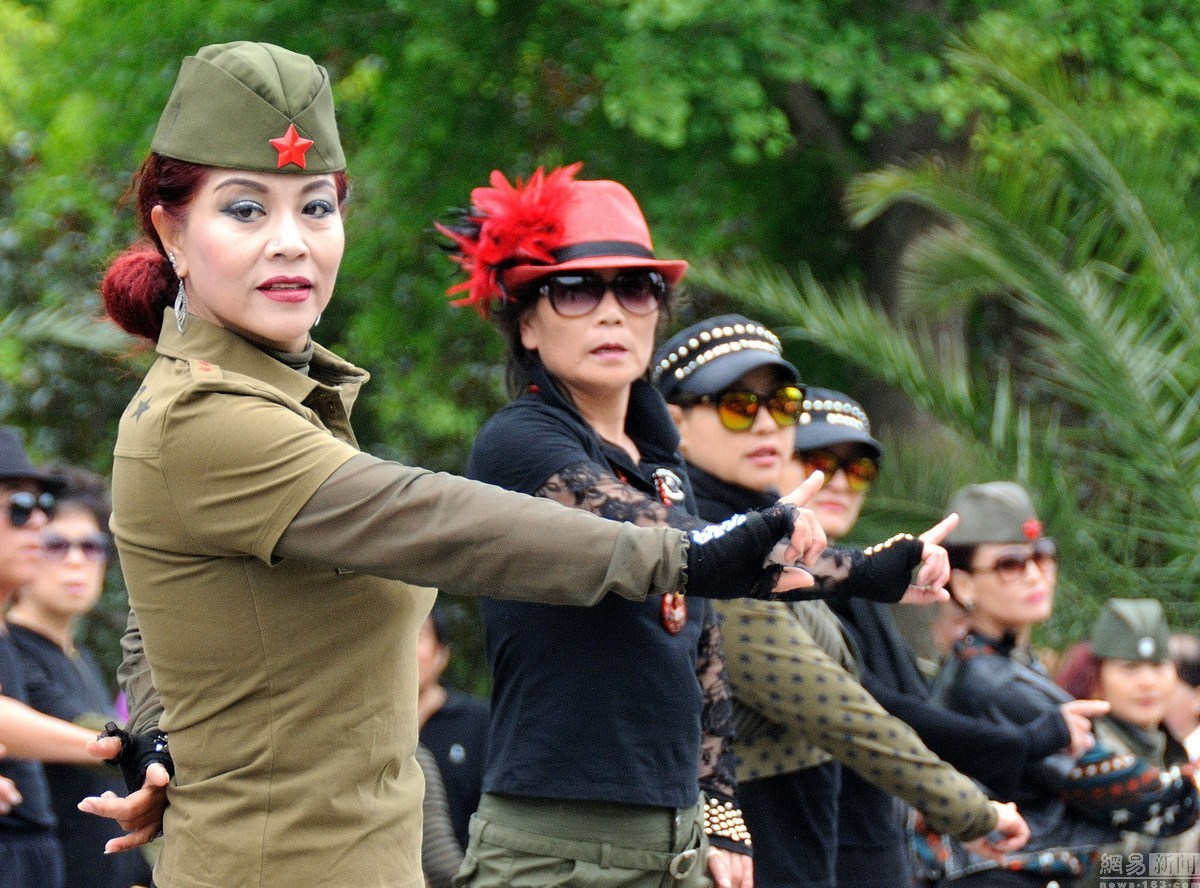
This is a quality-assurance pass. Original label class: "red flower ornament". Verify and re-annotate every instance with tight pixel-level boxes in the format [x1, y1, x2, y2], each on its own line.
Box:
[436, 162, 582, 317]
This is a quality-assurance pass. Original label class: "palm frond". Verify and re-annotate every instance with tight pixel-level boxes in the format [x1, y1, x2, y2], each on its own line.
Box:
[694, 36, 1200, 628]
[0, 305, 130, 354]
[689, 261, 1018, 452]
[945, 43, 1200, 340]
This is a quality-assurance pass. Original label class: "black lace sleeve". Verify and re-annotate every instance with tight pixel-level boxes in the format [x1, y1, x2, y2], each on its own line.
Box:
[535, 460, 705, 531]
[696, 606, 752, 855]
[802, 535, 925, 604]
[537, 462, 924, 606]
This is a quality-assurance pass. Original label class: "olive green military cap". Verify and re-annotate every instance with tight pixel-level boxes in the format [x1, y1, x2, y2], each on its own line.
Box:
[944, 481, 1042, 545]
[151, 41, 344, 174]
[1092, 598, 1170, 662]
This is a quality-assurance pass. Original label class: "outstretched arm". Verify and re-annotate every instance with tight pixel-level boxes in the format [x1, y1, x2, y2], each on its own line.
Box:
[803, 514, 958, 607]
[274, 453, 688, 603]
[858, 670, 1073, 799]
[695, 607, 753, 888]
[944, 655, 1196, 838]
[719, 597, 1004, 843]
[538, 460, 937, 605]
[1058, 741, 1199, 837]
[277, 453, 830, 601]
[0, 695, 96, 765]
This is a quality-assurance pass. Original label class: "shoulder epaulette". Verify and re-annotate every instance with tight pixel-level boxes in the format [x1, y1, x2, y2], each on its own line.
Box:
[188, 358, 224, 381]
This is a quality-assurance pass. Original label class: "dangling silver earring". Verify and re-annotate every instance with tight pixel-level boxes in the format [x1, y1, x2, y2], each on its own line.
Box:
[312, 312, 321, 328]
[166, 252, 187, 334]
[175, 278, 188, 334]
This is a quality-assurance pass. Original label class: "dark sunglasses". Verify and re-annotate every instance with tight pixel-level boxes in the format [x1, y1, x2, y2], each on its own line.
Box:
[971, 538, 1059, 582]
[41, 531, 110, 563]
[800, 449, 880, 493]
[693, 385, 806, 432]
[6, 491, 56, 528]
[538, 270, 667, 318]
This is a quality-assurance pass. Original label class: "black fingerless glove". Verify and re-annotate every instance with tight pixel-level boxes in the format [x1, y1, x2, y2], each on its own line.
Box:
[99, 722, 175, 793]
[826, 535, 925, 603]
[684, 503, 798, 600]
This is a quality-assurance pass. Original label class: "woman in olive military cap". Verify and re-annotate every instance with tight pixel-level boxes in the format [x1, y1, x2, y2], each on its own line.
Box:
[1056, 599, 1179, 739]
[774, 393, 1100, 888]
[1055, 600, 1197, 888]
[928, 485, 1200, 886]
[86, 43, 834, 888]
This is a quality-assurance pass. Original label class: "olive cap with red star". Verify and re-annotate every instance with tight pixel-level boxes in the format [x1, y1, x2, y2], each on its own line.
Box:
[151, 41, 345, 174]
[943, 481, 1043, 546]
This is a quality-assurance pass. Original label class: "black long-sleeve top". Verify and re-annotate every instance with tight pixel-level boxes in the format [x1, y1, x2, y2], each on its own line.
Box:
[830, 596, 1070, 878]
[466, 360, 746, 852]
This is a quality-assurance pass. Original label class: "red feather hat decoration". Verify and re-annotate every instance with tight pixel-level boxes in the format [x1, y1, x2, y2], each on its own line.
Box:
[437, 162, 582, 317]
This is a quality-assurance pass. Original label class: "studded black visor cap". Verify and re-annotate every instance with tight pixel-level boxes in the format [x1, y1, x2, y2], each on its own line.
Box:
[651, 314, 799, 401]
[792, 388, 881, 459]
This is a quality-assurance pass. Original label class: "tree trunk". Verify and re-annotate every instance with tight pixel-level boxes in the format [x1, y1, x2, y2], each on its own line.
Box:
[780, 85, 972, 428]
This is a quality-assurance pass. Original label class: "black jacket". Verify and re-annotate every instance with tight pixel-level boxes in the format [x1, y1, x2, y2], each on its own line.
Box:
[831, 599, 1070, 881]
[930, 632, 1200, 876]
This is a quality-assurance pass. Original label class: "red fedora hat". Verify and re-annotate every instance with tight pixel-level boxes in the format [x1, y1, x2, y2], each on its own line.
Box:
[439, 164, 687, 317]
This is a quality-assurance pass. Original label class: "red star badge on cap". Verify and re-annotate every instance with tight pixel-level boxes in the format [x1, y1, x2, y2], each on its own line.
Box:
[1023, 518, 1043, 540]
[269, 124, 314, 169]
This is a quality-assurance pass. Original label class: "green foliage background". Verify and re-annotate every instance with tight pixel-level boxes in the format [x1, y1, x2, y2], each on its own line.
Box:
[2, 0, 1199, 688]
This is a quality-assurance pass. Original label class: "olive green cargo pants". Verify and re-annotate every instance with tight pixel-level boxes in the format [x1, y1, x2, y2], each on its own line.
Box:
[453, 794, 714, 888]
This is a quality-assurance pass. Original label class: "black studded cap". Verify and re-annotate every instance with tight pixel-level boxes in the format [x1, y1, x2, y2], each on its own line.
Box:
[792, 388, 881, 459]
[650, 314, 798, 401]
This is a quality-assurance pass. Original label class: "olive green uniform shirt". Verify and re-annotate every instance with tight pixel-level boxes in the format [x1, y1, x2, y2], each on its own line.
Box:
[111, 312, 688, 888]
[716, 597, 997, 840]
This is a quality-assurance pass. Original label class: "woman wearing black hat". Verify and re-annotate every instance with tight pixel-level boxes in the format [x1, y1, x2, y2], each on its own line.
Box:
[84, 44, 835, 888]
[7, 466, 154, 888]
[927, 484, 1200, 887]
[0, 430, 123, 888]
[653, 322, 1030, 888]
[441, 168, 958, 888]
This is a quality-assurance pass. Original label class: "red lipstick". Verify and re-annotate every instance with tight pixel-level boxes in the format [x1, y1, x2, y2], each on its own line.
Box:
[258, 276, 312, 303]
